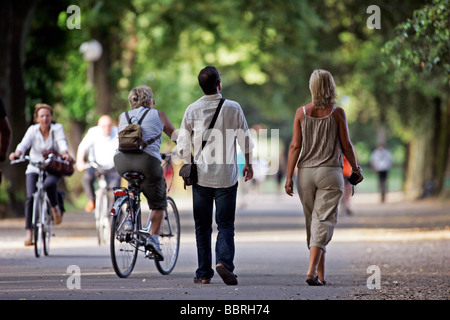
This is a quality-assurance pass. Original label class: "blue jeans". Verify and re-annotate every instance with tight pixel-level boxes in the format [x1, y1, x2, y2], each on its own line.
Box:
[193, 182, 238, 280]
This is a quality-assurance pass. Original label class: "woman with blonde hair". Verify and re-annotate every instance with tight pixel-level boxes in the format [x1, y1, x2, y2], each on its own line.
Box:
[9, 104, 71, 245]
[114, 85, 176, 260]
[285, 69, 363, 285]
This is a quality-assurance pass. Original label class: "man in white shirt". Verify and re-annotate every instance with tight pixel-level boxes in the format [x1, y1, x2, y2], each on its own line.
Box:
[76, 115, 121, 211]
[177, 66, 254, 285]
[370, 144, 393, 202]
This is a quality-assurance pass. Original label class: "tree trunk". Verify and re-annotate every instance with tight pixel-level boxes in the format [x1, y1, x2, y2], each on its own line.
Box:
[403, 94, 450, 199]
[0, 0, 36, 216]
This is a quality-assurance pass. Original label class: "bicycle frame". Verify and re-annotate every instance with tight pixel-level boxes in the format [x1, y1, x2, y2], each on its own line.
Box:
[110, 153, 180, 277]
[11, 156, 54, 257]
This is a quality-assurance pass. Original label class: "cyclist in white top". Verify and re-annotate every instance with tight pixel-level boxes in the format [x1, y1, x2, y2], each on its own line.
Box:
[9, 104, 71, 245]
[76, 115, 121, 212]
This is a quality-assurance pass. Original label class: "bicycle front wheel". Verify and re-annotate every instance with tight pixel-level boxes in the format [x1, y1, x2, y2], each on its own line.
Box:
[155, 197, 180, 275]
[96, 189, 110, 246]
[110, 197, 138, 278]
[42, 197, 52, 256]
[33, 194, 43, 258]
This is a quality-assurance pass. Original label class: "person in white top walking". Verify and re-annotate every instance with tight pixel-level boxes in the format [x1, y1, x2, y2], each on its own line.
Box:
[177, 66, 254, 285]
[370, 144, 393, 202]
[76, 115, 121, 212]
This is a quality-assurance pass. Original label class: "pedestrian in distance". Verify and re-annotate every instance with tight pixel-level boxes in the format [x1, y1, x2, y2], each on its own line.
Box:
[9, 104, 71, 245]
[370, 144, 392, 203]
[285, 69, 363, 286]
[114, 85, 176, 261]
[177, 66, 254, 285]
[76, 115, 121, 212]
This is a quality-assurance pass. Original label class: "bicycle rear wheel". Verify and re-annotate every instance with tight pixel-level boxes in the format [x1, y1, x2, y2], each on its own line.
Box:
[110, 197, 138, 278]
[155, 197, 180, 275]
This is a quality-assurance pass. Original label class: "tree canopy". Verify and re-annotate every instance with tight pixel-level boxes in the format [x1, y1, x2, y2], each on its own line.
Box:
[1, 0, 448, 215]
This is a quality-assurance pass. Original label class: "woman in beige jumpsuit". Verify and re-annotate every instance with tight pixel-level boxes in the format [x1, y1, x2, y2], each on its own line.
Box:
[285, 70, 363, 286]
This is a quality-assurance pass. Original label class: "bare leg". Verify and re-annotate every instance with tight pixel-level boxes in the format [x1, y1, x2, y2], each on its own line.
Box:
[24, 229, 32, 246]
[151, 209, 164, 235]
[318, 252, 326, 283]
[307, 246, 324, 278]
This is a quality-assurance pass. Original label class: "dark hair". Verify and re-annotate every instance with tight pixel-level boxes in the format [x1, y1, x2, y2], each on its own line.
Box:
[198, 66, 220, 94]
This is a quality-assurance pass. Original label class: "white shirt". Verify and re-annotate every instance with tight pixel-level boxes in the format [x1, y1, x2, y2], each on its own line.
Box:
[78, 126, 118, 169]
[177, 93, 254, 188]
[370, 147, 393, 172]
[16, 123, 69, 175]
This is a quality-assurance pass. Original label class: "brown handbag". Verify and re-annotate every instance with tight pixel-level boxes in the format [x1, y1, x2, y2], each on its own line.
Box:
[42, 131, 74, 176]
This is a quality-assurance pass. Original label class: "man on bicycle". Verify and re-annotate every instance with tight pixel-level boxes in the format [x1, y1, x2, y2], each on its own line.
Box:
[76, 115, 121, 212]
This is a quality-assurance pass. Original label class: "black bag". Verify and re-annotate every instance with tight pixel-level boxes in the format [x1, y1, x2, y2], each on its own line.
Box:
[179, 98, 225, 189]
[348, 172, 362, 185]
[179, 162, 197, 187]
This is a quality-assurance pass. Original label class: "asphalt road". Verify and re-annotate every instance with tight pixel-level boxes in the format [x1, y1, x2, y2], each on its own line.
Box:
[0, 191, 449, 306]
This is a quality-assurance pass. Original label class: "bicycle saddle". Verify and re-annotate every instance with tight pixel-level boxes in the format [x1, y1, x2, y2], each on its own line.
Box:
[123, 171, 145, 184]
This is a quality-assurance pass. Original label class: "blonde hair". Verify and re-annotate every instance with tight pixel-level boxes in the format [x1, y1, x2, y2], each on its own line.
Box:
[34, 104, 53, 123]
[128, 86, 153, 109]
[309, 69, 337, 109]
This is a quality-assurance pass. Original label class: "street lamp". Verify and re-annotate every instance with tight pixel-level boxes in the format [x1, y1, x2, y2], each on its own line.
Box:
[80, 40, 103, 86]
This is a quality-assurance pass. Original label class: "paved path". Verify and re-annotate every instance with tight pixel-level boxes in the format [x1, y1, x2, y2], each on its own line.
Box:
[0, 191, 448, 303]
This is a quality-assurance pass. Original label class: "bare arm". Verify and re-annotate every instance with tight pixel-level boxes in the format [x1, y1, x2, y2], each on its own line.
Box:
[158, 110, 177, 143]
[285, 107, 303, 196]
[333, 107, 363, 180]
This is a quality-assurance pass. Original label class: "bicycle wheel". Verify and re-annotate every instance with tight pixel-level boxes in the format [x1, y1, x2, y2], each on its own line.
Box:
[155, 197, 180, 275]
[110, 197, 138, 278]
[43, 197, 52, 256]
[33, 194, 43, 258]
[96, 189, 109, 245]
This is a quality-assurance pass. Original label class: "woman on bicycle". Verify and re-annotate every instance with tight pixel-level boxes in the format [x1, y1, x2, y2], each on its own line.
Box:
[114, 85, 176, 260]
[9, 104, 71, 246]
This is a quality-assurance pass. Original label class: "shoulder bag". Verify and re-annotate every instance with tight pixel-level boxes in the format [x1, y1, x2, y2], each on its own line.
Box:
[179, 98, 225, 189]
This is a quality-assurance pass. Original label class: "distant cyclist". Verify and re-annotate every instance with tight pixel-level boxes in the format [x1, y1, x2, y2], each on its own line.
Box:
[9, 104, 70, 245]
[76, 115, 121, 212]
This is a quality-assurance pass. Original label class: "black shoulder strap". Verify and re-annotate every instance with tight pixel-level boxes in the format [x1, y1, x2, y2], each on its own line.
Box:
[125, 111, 131, 124]
[125, 108, 150, 125]
[202, 98, 225, 150]
[143, 133, 162, 147]
[138, 108, 151, 125]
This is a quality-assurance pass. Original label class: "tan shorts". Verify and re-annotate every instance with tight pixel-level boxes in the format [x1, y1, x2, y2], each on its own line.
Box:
[114, 152, 167, 210]
[297, 167, 344, 252]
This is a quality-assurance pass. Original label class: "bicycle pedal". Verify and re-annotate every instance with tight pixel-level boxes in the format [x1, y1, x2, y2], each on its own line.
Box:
[145, 250, 155, 259]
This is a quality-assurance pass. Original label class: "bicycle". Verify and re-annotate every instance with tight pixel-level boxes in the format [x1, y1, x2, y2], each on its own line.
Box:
[11, 155, 55, 257]
[110, 153, 180, 277]
[85, 161, 113, 246]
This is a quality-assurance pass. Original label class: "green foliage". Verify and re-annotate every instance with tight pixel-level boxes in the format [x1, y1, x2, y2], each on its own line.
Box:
[384, 0, 450, 85]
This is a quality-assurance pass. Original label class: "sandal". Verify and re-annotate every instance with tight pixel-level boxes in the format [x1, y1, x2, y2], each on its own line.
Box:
[306, 275, 323, 286]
